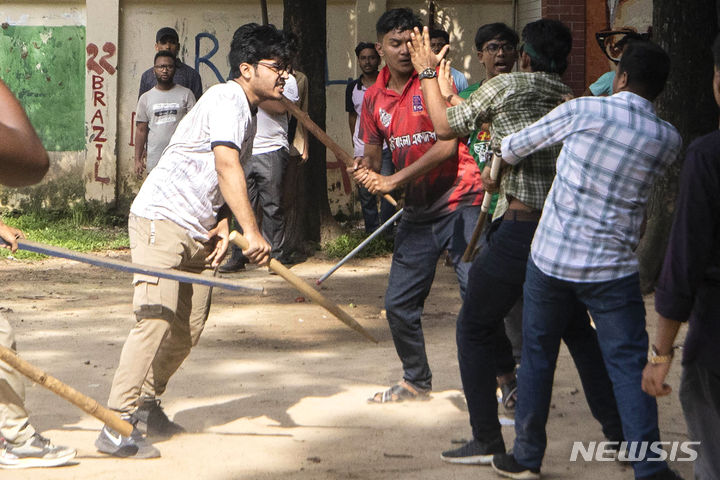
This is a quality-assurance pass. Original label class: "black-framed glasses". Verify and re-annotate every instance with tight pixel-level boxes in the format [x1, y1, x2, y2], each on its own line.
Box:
[154, 64, 175, 71]
[257, 61, 286, 75]
[481, 42, 516, 55]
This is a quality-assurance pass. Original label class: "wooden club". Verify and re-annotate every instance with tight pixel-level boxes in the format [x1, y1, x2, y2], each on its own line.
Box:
[0, 345, 133, 437]
[228, 231, 377, 343]
[462, 153, 503, 262]
[280, 96, 398, 208]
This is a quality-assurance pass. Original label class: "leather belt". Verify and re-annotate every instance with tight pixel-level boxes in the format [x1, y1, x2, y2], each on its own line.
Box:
[504, 209, 542, 222]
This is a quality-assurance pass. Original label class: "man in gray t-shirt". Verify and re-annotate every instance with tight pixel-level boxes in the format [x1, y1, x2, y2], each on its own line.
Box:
[134, 50, 195, 175]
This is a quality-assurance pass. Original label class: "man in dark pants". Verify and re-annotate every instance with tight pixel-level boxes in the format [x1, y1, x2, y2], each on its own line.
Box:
[353, 8, 483, 403]
[491, 41, 682, 479]
[409, 19, 624, 468]
[642, 33, 720, 480]
[346, 42, 396, 233]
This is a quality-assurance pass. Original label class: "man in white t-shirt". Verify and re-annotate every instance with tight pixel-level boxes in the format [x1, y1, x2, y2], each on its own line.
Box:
[345, 42, 396, 234]
[221, 74, 299, 270]
[95, 23, 292, 459]
[134, 50, 195, 175]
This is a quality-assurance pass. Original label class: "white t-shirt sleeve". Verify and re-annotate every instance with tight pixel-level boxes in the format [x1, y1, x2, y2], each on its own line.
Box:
[208, 87, 247, 151]
[135, 94, 149, 123]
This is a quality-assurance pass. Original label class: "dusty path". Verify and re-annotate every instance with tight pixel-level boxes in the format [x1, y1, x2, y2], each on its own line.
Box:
[0, 252, 692, 479]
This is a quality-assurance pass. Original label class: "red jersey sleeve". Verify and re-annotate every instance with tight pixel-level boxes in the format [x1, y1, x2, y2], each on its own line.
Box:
[359, 90, 384, 146]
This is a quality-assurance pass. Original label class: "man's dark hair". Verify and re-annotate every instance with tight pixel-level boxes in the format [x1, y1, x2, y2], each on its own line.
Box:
[376, 8, 422, 38]
[521, 19, 572, 75]
[154, 50, 175, 64]
[355, 42, 377, 57]
[228, 23, 292, 79]
[617, 41, 670, 101]
[429, 28, 450, 44]
[712, 33, 720, 68]
[475, 23, 518, 51]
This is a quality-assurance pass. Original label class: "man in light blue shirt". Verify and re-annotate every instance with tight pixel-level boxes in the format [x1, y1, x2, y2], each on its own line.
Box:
[492, 41, 683, 480]
[429, 28, 468, 92]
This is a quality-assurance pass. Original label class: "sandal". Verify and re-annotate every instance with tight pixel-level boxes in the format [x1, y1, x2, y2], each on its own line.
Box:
[500, 378, 518, 411]
[368, 380, 431, 403]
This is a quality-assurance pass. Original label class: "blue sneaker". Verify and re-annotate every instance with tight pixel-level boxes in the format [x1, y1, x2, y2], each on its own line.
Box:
[95, 425, 160, 459]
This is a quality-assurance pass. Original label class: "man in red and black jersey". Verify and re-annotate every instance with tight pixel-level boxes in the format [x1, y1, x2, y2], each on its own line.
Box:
[353, 8, 483, 403]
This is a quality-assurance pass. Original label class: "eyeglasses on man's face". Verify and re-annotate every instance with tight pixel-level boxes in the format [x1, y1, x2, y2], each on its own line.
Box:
[482, 42, 516, 55]
[257, 61, 287, 75]
[154, 64, 175, 71]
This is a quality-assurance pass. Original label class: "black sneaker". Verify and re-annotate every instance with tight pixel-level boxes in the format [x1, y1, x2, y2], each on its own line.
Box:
[639, 468, 684, 480]
[0, 433, 76, 469]
[492, 453, 540, 479]
[133, 398, 186, 437]
[441, 437, 505, 465]
[95, 425, 160, 458]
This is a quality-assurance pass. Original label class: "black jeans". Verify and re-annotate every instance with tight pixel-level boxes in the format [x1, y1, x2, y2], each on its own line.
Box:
[456, 217, 623, 445]
[384, 206, 479, 391]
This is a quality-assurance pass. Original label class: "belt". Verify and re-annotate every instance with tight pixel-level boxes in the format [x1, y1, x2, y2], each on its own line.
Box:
[504, 209, 542, 222]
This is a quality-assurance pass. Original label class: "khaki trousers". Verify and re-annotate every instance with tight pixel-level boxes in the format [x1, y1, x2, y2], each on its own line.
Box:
[107, 215, 214, 413]
[0, 313, 35, 444]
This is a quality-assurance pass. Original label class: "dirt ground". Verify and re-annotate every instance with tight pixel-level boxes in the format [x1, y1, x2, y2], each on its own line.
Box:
[0, 250, 693, 480]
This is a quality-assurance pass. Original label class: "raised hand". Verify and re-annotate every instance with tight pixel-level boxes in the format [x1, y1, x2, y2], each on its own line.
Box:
[438, 59, 456, 98]
[408, 26, 448, 74]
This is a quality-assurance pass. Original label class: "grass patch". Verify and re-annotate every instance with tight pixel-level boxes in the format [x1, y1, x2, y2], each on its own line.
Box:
[322, 230, 394, 259]
[1, 205, 128, 260]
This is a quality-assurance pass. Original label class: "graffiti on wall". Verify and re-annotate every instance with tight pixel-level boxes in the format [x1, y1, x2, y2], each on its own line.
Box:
[87, 41, 116, 184]
[0, 25, 86, 151]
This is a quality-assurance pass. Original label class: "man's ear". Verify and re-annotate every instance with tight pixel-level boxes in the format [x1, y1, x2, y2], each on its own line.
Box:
[238, 63, 254, 80]
[375, 42, 383, 58]
[614, 70, 629, 92]
[154, 43, 161, 52]
[519, 51, 532, 71]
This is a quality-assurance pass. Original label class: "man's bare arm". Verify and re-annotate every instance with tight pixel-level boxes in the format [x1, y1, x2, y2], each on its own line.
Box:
[0, 80, 49, 186]
[348, 112, 358, 138]
[354, 139, 456, 194]
[134, 122, 149, 177]
[214, 145, 270, 264]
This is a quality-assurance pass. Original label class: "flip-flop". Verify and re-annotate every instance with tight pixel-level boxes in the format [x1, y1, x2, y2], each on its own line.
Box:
[368, 380, 430, 403]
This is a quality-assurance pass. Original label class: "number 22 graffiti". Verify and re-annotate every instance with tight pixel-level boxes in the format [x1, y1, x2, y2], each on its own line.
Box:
[86, 42, 116, 184]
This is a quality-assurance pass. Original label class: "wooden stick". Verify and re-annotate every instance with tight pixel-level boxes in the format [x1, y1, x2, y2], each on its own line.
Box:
[462, 153, 503, 262]
[0, 345, 133, 437]
[3, 238, 263, 294]
[228, 231, 377, 343]
[280, 96, 398, 208]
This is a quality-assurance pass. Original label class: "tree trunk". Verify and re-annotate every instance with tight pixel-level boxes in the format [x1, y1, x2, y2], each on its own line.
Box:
[637, 0, 717, 293]
[282, 0, 342, 254]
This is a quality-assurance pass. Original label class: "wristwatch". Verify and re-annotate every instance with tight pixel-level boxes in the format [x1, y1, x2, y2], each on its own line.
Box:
[418, 67, 437, 80]
[648, 344, 674, 365]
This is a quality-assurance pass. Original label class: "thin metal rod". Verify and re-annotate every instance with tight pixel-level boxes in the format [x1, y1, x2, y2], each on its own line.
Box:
[317, 208, 403, 285]
[3, 238, 264, 294]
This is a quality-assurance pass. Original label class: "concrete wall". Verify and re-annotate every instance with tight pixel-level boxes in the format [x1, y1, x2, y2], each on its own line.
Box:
[1, 0, 514, 216]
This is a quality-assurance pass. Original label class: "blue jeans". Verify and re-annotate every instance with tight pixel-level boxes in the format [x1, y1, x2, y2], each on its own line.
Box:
[514, 259, 666, 478]
[458, 219, 621, 444]
[385, 205, 479, 391]
[358, 149, 396, 233]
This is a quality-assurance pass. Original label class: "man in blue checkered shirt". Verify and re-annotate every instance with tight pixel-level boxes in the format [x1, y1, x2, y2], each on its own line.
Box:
[493, 41, 682, 480]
